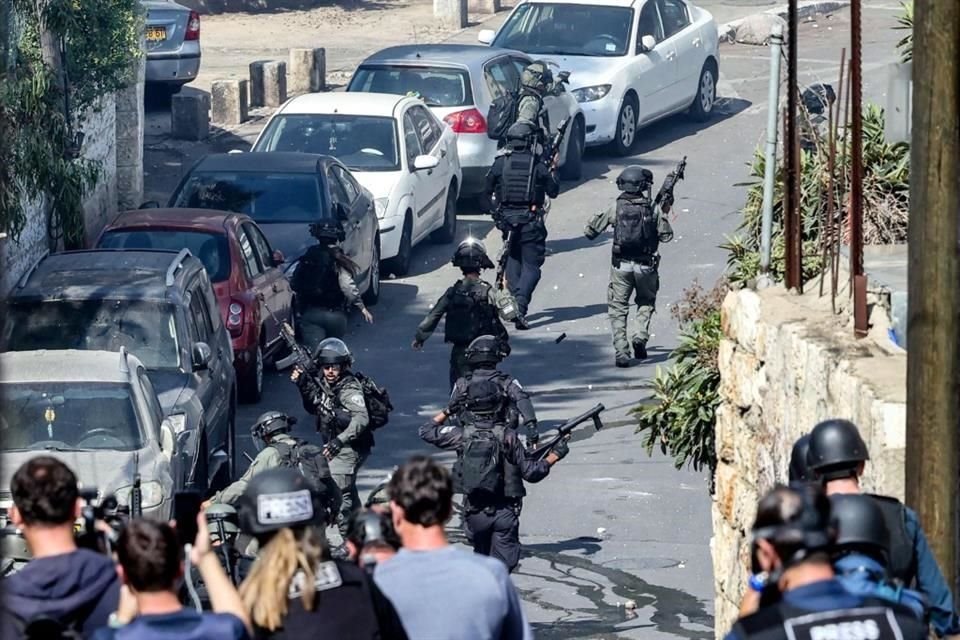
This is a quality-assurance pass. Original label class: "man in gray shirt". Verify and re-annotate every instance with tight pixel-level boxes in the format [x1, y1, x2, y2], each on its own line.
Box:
[374, 456, 533, 640]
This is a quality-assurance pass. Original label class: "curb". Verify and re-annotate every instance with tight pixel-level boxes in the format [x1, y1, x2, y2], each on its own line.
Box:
[718, 0, 851, 43]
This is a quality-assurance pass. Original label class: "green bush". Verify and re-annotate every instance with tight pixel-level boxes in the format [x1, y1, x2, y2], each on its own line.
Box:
[895, 1, 913, 63]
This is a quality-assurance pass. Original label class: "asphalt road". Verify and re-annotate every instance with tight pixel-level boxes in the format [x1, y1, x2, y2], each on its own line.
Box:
[167, 6, 902, 637]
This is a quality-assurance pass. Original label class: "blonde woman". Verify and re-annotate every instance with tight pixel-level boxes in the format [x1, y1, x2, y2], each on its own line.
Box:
[235, 468, 407, 640]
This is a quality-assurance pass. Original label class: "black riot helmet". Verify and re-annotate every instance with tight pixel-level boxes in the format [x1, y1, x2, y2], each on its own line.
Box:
[313, 337, 353, 366]
[451, 238, 495, 271]
[616, 166, 654, 194]
[251, 411, 296, 451]
[829, 494, 890, 564]
[806, 419, 869, 481]
[346, 509, 401, 553]
[465, 334, 511, 367]
[505, 121, 537, 150]
[789, 434, 816, 484]
[236, 468, 329, 541]
[752, 484, 837, 571]
[309, 220, 345, 244]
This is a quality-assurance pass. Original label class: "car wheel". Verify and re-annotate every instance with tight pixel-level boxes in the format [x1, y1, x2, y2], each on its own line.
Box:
[612, 95, 638, 156]
[689, 62, 717, 122]
[239, 344, 263, 404]
[431, 185, 458, 244]
[559, 119, 584, 181]
[362, 240, 381, 306]
[384, 215, 413, 277]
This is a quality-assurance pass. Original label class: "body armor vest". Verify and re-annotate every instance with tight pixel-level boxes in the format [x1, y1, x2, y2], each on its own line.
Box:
[444, 280, 497, 345]
[613, 194, 659, 262]
[732, 596, 921, 640]
[867, 495, 918, 585]
[499, 150, 537, 208]
[294, 246, 345, 309]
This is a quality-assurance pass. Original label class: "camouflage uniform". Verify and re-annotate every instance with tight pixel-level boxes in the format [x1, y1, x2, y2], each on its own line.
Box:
[211, 432, 300, 505]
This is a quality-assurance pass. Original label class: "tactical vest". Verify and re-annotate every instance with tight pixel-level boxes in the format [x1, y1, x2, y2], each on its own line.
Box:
[444, 280, 497, 345]
[732, 597, 924, 640]
[293, 246, 344, 309]
[613, 194, 659, 262]
[317, 375, 375, 450]
[867, 494, 918, 586]
[499, 150, 537, 208]
[459, 421, 525, 502]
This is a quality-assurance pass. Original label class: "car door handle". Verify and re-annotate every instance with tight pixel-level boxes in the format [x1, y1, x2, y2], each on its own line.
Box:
[692, 37, 701, 47]
[665, 51, 676, 61]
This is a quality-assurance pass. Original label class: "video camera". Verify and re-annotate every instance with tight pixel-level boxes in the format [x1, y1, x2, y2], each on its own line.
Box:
[76, 488, 130, 555]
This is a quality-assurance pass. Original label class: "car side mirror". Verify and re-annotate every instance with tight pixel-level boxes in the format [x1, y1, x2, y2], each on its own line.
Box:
[159, 418, 177, 457]
[638, 35, 656, 53]
[413, 155, 440, 171]
[191, 342, 212, 371]
[478, 29, 495, 45]
[272, 249, 285, 266]
[139, 201, 161, 209]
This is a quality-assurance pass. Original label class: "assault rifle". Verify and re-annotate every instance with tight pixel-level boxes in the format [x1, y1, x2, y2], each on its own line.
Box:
[547, 117, 571, 169]
[654, 156, 687, 212]
[527, 403, 605, 461]
[259, 295, 324, 403]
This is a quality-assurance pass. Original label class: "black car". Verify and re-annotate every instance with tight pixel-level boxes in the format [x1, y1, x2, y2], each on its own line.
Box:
[2, 249, 237, 493]
[168, 152, 381, 305]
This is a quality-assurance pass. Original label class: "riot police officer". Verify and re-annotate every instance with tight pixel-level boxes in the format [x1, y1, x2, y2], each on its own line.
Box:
[483, 121, 560, 329]
[412, 239, 516, 389]
[516, 60, 553, 141]
[584, 165, 674, 367]
[805, 419, 960, 636]
[727, 484, 926, 640]
[185, 504, 256, 609]
[292, 338, 372, 541]
[345, 508, 401, 574]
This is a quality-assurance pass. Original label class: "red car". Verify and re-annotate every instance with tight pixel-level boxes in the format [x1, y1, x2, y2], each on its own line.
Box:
[96, 208, 295, 403]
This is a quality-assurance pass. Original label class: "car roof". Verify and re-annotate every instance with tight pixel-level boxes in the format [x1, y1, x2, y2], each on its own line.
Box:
[360, 44, 527, 67]
[11, 249, 200, 302]
[278, 92, 413, 118]
[193, 152, 334, 173]
[0, 349, 142, 384]
[105, 207, 246, 233]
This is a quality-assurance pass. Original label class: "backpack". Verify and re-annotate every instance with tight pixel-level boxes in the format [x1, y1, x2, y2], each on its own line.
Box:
[291, 246, 343, 308]
[353, 372, 393, 430]
[486, 91, 521, 141]
[444, 282, 495, 345]
[274, 438, 332, 490]
[613, 195, 659, 260]
[460, 424, 506, 502]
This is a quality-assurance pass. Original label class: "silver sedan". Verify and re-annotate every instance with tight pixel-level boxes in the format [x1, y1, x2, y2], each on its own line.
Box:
[142, 0, 201, 93]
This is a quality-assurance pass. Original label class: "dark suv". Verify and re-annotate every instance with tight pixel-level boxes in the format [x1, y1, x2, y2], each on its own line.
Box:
[2, 249, 237, 492]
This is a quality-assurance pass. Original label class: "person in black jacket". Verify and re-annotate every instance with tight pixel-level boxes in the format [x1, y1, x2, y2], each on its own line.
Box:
[236, 468, 407, 640]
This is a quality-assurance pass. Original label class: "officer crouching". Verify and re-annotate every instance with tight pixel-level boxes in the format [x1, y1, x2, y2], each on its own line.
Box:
[585, 166, 674, 368]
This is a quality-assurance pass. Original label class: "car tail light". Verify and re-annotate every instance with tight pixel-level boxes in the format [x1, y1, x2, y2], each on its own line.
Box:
[443, 108, 486, 134]
[227, 301, 243, 337]
[185, 11, 200, 40]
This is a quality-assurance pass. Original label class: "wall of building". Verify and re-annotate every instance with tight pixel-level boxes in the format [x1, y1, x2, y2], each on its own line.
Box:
[712, 285, 907, 635]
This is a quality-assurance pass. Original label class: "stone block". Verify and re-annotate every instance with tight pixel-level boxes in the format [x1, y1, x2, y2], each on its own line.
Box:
[289, 48, 326, 94]
[171, 91, 210, 141]
[211, 79, 249, 124]
[116, 165, 144, 210]
[434, 0, 467, 29]
[722, 289, 762, 352]
[250, 60, 287, 108]
[467, 0, 499, 13]
[734, 13, 788, 46]
[115, 133, 143, 170]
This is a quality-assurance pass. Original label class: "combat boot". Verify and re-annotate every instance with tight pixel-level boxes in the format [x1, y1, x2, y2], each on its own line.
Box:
[633, 341, 648, 361]
[615, 357, 631, 368]
[514, 314, 530, 330]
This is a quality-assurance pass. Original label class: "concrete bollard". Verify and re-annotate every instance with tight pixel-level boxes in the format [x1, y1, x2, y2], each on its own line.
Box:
[434, 0, 467, 29]
[250, 60, 287, 108]
[289, 48, 327, 94]
[467, 0, 499, 13]
[211, 79, 249, 124]
[171, 90, 210, 141]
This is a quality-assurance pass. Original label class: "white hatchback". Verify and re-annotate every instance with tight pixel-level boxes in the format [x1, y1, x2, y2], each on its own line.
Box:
[252, 93, 462, 276]
[480, 0, 720, 156]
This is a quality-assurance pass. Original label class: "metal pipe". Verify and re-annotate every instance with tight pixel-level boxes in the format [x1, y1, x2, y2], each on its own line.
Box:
[759, 23, 784, 277]
[850, 0, 867, 335]
[784, 0, 802, 291]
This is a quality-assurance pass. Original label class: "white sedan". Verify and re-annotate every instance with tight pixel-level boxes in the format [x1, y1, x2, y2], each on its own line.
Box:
[480, 0, 720, 156]
[252, 92, 462, 277]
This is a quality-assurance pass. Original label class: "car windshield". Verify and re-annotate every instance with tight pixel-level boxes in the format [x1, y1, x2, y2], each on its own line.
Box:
[349, 66, 473, 107]
[255, 115, 400, 172]
[172, 172, 327, 223]
[2, 300, 181, 370]
[0, 382, 143, 452]
[98, 230, 231, 282]
[493, 3, 634, 56]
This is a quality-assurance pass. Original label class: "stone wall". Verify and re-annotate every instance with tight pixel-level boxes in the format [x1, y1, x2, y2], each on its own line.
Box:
[712, 284, 907, 635]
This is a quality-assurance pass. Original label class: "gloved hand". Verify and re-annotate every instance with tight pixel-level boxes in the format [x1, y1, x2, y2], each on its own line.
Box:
[524, 423, 540, 448]
[550, 438, 570, 460]
[323, 437, 343, 460]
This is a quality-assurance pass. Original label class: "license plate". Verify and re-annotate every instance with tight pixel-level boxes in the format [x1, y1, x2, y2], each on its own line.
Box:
[146, 26, 166, 42]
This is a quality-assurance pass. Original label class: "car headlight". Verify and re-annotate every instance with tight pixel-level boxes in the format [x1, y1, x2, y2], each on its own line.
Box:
[572, 84, 612, 103]
[374, 197, 389, 219]
[163, 413, 188, 434]
[116, 481, 165, 510]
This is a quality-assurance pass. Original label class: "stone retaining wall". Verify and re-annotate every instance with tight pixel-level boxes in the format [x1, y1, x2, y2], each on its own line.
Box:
[712, 285, 907, 635]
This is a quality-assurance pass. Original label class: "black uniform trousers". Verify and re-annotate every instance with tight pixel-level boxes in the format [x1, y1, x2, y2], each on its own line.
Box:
[449, 343, 469, 390]
[463, 499, 522, 573]
[504, 218, 547, 317]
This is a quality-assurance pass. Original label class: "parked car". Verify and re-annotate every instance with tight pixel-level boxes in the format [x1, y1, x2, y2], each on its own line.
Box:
[1, 249, 237, 494]
[251, 92, 461, 277]
[96, 209, 295, 403]
[0, 349, 179, 523]
[142, 0, 201, 94]
[479, 0, 720, 155]
[347, 44, 586, 195]
[167, 152, 381, 305]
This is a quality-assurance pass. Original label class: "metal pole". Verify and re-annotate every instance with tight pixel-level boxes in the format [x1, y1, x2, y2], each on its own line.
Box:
[850, 0, 867, 335]
[906, 0, 959, 593]
[759, 23, 784, 280]
[784, 0, 801, 290]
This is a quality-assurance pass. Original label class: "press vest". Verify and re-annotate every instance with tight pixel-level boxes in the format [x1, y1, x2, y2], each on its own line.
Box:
[732, 597, 925, 640]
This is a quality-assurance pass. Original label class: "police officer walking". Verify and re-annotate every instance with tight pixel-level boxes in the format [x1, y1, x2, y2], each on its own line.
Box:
[727, 484, 926, 640]
[516, 61, 553, 141]
[412, 239, 516, 388]
[483, 121, 560, 329]
[804, 419, 960, 636]
[292, 338, 372, 542]
[584, 166, 674, 367]
[419, 378, 568, 572]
